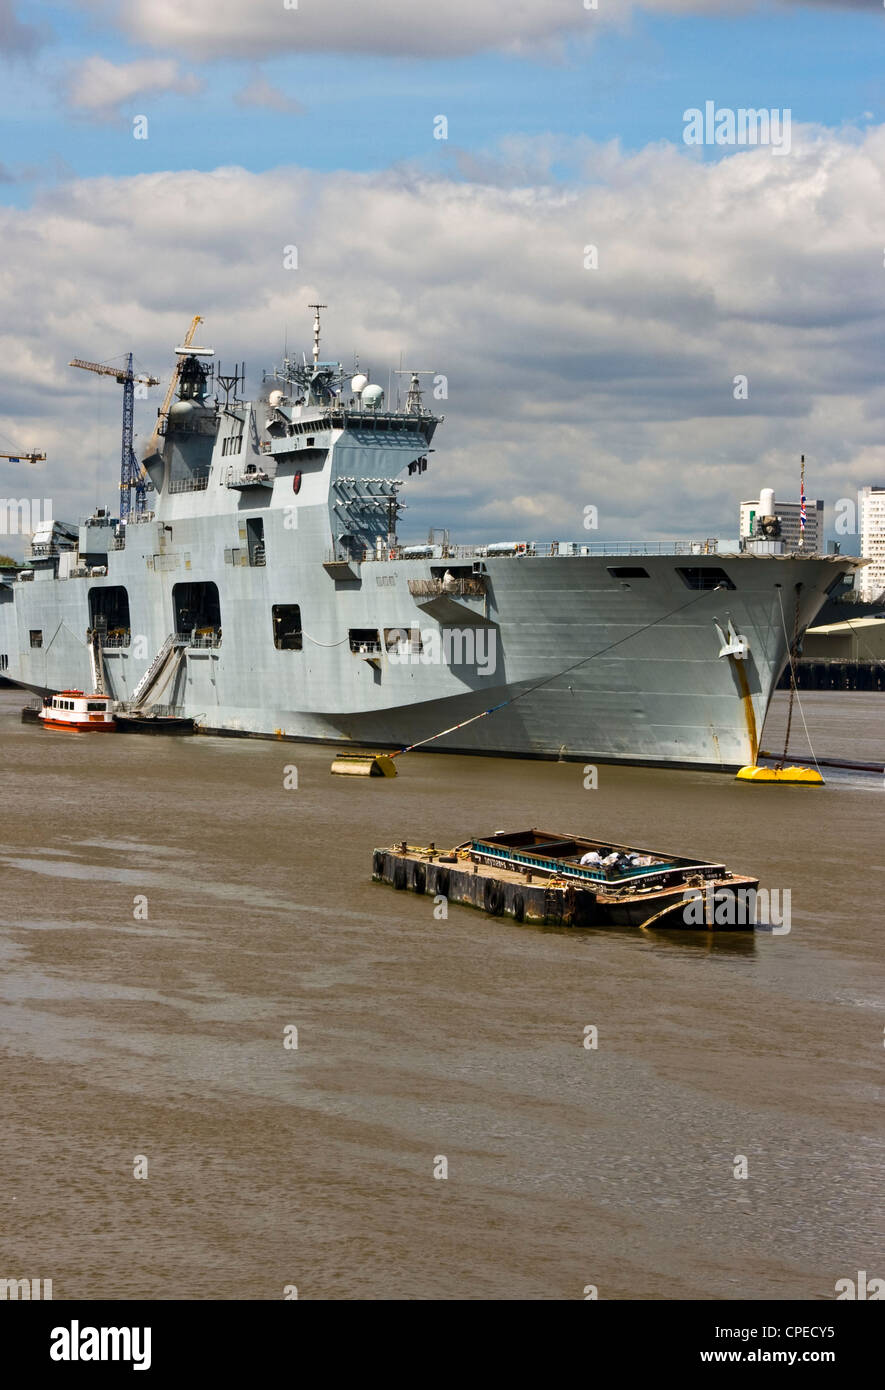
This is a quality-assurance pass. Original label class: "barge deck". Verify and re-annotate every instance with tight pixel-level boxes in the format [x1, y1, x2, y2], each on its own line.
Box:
[373, 827, 760, 930]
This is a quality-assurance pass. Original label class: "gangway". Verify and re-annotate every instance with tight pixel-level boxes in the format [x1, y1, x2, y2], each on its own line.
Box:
[88, 630, 107, 697]
[130, 633, 187, 709]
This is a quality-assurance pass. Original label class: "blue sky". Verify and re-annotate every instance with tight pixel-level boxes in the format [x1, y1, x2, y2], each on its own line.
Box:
[1, 3, 881, 202]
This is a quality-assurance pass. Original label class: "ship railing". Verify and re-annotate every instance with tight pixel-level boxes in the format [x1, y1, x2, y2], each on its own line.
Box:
[226, 464, 275, 488]
[354, 539, 725, 561]
[167, 475, 210, 494]
[408, 577, 487, 599]
[157, 415, 218, 439]
[177, 630, 221, 648]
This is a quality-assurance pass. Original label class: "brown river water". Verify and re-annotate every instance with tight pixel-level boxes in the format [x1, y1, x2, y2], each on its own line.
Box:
[0, 688, 882, 1300]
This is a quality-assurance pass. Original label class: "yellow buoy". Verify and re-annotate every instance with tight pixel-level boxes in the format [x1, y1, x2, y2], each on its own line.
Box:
[735, 764, 824, 785]
[330, 752, 398, 777]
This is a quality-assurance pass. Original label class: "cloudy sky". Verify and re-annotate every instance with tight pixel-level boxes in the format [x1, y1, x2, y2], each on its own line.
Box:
[0, 0, 882, 553]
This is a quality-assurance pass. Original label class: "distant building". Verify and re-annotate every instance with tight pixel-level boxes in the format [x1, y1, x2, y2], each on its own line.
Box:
[802, 615, 885, 662]
[740, 495, 823, 552]
[857, 485, 885, 602]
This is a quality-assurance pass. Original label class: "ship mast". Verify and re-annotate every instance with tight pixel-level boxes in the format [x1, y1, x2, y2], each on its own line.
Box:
[309, 303, 327, 366]
[798, 453, 806, 551]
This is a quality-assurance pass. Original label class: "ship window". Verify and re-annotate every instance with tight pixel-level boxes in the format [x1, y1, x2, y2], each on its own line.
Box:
[87, 702, 106, 711]
[29, 629, 42, 648]
[385, 627, 423, 655]
[349, 628, 382, 655]
[272, 605, 302, 651]
[675, 567, 735, 591]
[607, 566, 650, 579]
[0, 654, 7, 670]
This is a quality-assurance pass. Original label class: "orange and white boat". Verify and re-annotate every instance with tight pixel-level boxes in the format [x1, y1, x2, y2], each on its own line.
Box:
[39, 690, 116, 733]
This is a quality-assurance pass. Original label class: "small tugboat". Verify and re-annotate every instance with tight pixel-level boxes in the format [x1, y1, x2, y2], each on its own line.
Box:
[39, 690, 116, 733]
[373, 827, 760, 931]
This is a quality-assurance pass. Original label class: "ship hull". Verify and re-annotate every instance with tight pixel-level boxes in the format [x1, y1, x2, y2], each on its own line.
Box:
[0, 539, 851, 771]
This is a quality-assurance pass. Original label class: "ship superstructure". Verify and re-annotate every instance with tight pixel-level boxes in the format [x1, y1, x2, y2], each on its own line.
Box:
[0, 313, 860, 770]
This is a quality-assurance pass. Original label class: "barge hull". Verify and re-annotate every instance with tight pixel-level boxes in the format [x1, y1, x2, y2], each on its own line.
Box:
[372, 848, 758, 931]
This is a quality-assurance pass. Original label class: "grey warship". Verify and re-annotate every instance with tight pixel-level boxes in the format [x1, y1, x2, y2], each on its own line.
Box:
[0, 311, 858, 770]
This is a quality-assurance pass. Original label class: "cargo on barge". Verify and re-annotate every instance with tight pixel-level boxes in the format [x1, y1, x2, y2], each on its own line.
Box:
[373, 828, 760, 930]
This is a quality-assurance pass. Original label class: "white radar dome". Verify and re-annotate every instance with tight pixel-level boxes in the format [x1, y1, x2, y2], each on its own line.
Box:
[362, 384, 384, 409]
[759, 487, 775, 516]
[268, 389, 285, 408]
[351, 374, 368, 395]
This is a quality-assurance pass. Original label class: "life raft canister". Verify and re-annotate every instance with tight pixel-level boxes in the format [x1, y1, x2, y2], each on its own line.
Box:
[293, 470, 302, 494]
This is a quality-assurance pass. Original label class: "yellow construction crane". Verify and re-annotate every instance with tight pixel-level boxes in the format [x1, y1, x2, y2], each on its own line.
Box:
[147, 314, 203, 453]
[0, 450, 45, 464]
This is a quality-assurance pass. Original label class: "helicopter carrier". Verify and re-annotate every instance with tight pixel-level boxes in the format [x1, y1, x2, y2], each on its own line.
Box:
[0, 311, 859, 770]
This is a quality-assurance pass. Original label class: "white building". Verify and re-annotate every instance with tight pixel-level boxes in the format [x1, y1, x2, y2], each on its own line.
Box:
[858, 485, 885, 602]
[740, 495, 823, 552]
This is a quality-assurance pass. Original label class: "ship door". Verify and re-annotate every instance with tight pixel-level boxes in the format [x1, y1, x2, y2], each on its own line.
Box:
[246, 517, 265, 567]
[173, 582, 222, 642]
[88, 586, 131, 645]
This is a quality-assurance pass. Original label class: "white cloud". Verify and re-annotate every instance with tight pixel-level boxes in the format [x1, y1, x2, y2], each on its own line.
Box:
[66, 56, 203, 119]
[234, 73, 304, 115]
[70, 0, 872, 61]
[0, 125, 882, 544]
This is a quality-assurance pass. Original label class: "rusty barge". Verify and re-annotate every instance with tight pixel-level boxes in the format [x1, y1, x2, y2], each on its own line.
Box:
[373, 828, 760, 930]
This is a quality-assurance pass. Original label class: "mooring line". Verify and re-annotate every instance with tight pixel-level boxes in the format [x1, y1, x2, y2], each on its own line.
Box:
[393, 586, 721, 759]
[776, 585, 822, 779]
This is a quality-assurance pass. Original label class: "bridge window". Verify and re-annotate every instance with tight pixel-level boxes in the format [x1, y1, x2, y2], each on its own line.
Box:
[676, 566, 736, 591]
[272, 605, 302, 651]
[29, 630, 42, 648]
